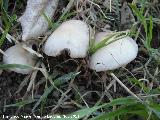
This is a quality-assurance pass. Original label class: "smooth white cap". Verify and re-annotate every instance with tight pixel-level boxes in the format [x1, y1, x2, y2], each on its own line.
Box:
[89, 32, 138, 72]
[19, 0, 59, 41]
[3, 44, 37, 74]
[43, 20, 90, 58]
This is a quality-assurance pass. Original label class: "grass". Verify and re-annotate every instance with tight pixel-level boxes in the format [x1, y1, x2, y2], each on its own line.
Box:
[0, 0, 160, 120]
[89, 30, 129, 54]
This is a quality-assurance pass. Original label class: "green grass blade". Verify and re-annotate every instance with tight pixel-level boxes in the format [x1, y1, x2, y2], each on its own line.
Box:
[128, 77, 149, 93]
[32, 85, 54, 112]
[3, 0, 9, 11]
[42, 12, 53, 29]
[89, 33, 115, 54]
[3, 99, 36, 108]
[0, 64, 34, 70]
[32, 72, 80, 111]
[89, 31, 128, 54]
[50, 97, 138, 120]
[91, 103, 148, 120]
[148, 16, 153, 47]
[0, 6, 17, 47]
[57, 11, 76, 24]
[54, 72, 80, 86]
[0, 7, 11, 47]
[148, 103, 160, 119]
[51, 106, 101, 120]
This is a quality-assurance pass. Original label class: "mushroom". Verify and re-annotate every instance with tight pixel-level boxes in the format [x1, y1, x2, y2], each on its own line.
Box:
[43, 20, 90, 58]
[19, 0, 59, 41]
[3, 42, 37, 74]
[89, 31, 138, 72]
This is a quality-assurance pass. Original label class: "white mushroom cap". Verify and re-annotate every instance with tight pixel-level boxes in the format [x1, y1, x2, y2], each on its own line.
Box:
[3, 44, 37, 74]
[89, 32, 138, 72]
[43, 20, 90, 58]
[19, 0, 59, 41]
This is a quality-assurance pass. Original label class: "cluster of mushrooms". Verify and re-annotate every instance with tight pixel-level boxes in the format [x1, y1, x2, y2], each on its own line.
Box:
[2, 0, 138, 74]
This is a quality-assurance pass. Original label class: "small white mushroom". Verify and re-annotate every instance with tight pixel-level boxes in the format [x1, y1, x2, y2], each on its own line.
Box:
[3, 43, 37, 74]
[43, 20, 90, 58]
[89, 31, 138, 72]
[19, 0, 59, 41]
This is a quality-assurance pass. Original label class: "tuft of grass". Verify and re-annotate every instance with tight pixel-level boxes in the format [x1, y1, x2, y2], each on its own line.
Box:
[0, 1, 17, 47]
[130, 2, 160, 62]
[130, 3, 153, 50]
[89, 30, 129, 54]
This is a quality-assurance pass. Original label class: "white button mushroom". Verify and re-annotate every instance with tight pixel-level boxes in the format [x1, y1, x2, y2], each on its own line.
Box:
[89, 31, 138, 72]
[43, 20, 90, 58]
[19, 0, 59, 41]
[3, 44, 37, 74]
